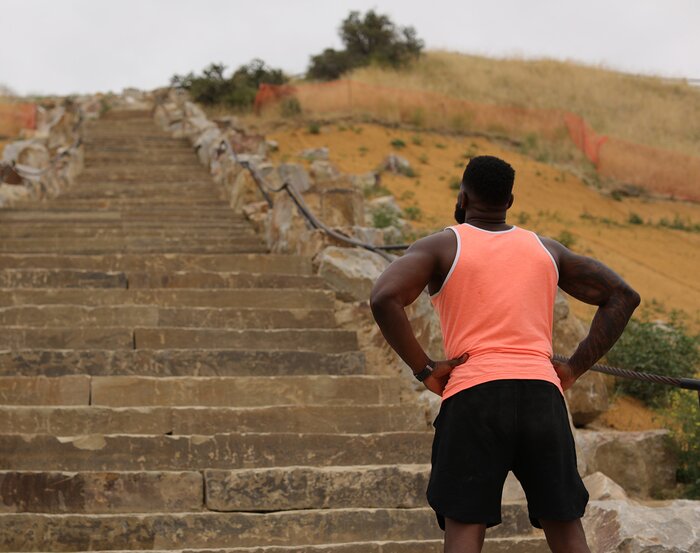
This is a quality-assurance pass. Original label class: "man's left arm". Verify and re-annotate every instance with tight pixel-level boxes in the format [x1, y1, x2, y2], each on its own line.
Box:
[370, 234, 467, 395]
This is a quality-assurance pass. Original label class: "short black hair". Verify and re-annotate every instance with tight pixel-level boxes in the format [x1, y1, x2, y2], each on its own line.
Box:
[462, 155, 515, 206]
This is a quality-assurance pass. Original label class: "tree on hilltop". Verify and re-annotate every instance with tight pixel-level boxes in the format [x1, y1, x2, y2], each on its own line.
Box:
[307, 10, 424, 81]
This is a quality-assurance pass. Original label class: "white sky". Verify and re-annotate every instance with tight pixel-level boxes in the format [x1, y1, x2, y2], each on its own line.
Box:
[2, 0, 698, 96]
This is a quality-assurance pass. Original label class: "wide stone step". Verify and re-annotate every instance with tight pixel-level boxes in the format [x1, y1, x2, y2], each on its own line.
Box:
[0, 432, 433, 470]
[0, 288, 333, 308]
[0, 270, 127, 288]
[63, 539, 550, 553]
[0, 227, 257, 240]
[0, 238, 267, 255]
[0, 327, 356, 352]
[0, 305, 334, 328]
[0, 374, 89, 405]
[0, 507, 539, 551]
[0, 209, 248, 223]
[134, 328, 358, 353]
[0, 349, 365, 377]
[0, 404, 426, 434]
[0, 253, 313, 274]
[0, 327, 133, 349]
[204, 465, 431, 511]
[0, 470, 202, 514]
[126, 271, 327, 290]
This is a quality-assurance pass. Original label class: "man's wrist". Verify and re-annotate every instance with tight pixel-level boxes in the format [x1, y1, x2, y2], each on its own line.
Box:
[412, 359, 436, 382]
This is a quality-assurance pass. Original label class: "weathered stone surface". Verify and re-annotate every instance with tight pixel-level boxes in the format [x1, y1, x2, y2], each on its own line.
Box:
[0, 404, 427, 435]
[368, 195, 403, 216]
[311, 159, 341, 182]
[204, 465, 430, 510]
[575, 429, 677, 497]
[379, 154, 413, 175]
[90, 375, 400, 407]
[0, 288, 334, 309]
[0, 505, 538, 550]
[0, 269, 127, 288]
[0, 375, 89, 405]
[317, 246, 388, 302]
[582, 472, 628, 501]
[300, 147, 329, 161]
[278, 163, 311, 193]
[0, 432, 434, 471]
[582, 499, 700, 553]
[0, 470, 202, 513]
[0, 349, 366, 377]
[0, 327, 133, 349]
[554, 290, 610, 426]
[321, 188, 365, 227]
[133, 327, 358, 353]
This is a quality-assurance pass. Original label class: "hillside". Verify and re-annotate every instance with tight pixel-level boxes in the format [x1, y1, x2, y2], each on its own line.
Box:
[350, 50, 700, 158]
[267, 121, 700, 329]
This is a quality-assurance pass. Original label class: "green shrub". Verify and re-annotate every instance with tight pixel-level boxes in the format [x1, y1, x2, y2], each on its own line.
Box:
[372, 205, 400, 228]
[280, 96, 302, 117]
[666, 389, 700, 498]
[171, 59, 287, 109]
[516, 211, 531, 225]
[607, 318, 699, 407]
[628, 212, 644, 225]
[418, 153, 429, 165]
[555, 230, 576, 248]
[404, 206, 422, 221]
[307, 10, 424, 80]
[390, 138, 406, 149]
[449, 178, 461, 191]
[307, 122, 321, 135]
[358, 145, 369, 155]
[411, 135, 423, 146]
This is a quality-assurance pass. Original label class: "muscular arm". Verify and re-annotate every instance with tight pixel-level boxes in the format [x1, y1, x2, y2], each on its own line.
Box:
[370, 231, 466, 394]
[541, 237, 641, 379]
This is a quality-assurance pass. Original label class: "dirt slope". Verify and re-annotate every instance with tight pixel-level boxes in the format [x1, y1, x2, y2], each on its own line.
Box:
[269, 122, 700, 329]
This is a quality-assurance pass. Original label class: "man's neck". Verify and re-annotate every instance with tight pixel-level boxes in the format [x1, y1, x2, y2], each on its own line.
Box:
[464, 214, 511, 231]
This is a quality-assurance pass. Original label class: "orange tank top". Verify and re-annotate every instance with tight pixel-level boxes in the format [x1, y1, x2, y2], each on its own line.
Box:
[430, 223, 564, 401]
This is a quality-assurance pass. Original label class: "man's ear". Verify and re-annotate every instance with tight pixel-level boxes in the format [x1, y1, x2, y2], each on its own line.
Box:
[458, 188, 467, 209]
[507, 193, 514, 209]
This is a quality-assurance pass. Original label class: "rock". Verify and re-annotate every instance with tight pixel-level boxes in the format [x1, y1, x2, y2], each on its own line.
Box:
[317, 246, 389, 302]
[320, 188, 364, 227]
[266, 192, 309, 254]
[265, 139, 279, 152]
[2, 140, 49, 170]
[349, 172, 379, 192]
[278, 163, 311, 193]
[379, 154, 413, 176]
[583, 499, 700, 553]
[194, 127, 222, 167]
[575, 429, 677, 498]
[299, 147, 329, 161]
[368, 195, 402, 216]
[554, 290, 610, 426]
[310, 160, 340, 183]
[583, 472, 628, 501]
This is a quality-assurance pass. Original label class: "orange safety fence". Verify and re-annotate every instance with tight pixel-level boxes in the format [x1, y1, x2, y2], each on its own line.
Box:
[255, 80, 699, 201]
[0, 103, 37, 135]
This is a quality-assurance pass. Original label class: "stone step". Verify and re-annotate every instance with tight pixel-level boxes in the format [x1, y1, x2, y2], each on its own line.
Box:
[0, 375, 397, 407]
[58, 539, 551, 553]
[0, 228, 257, 239]
[0, 288, 333, 308]
[134, 328, 358, 353]
[0, 209, 248, 223]
[0, 349, 365, 377]
[58, 188, 226, 200]
[0, 221, 253, 231]
[0, 470, 203, 514]
[0, 253, 313, 274]
[126, 271, 327, 290]
[0, 507, 539, 551]
[0, 305, 334, 329]
[0, 327, 134, 349]
[0, 432, 433, 470]
[0, 240, 268, 255]
[0, 404, 426, 434]
[0, 270, 128, 288]
[44, 199, 230, 208]
[0, 327, 356, 352]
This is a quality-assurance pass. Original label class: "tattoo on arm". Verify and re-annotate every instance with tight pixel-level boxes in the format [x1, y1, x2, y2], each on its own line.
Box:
[547, 239, 641, 377]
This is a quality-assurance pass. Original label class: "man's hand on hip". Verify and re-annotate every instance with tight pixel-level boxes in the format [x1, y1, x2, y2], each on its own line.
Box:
[422, 353, 469, 396]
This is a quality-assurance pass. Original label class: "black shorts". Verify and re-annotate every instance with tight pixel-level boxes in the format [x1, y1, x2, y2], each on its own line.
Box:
[427, 379, 589, 530]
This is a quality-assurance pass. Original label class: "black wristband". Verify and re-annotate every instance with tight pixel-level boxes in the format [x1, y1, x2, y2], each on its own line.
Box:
[414, 360, 436, 382]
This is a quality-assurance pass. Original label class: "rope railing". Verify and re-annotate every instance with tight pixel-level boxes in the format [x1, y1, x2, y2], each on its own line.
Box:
[212, 116, 700, 408]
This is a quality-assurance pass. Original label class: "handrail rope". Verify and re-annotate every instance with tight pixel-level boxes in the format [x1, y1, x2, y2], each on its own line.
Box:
[0, 106, 84, 180]
[185, 106, 700, 405]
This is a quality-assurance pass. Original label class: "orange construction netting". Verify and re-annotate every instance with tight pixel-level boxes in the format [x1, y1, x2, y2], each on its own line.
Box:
[255, 80, 699, 201]
[0, 103, 37, 136]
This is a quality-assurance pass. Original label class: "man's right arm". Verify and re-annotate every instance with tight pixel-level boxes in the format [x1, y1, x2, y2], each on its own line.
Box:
[541, 237, 641, 387]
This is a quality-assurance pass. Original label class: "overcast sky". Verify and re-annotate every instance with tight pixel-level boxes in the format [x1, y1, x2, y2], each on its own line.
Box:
[2, 0, 698, 96]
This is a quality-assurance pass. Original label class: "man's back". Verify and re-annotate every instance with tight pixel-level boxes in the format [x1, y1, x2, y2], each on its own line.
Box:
[431, 222, 562, 400]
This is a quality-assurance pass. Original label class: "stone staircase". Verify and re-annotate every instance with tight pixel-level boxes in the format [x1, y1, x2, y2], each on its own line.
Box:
[0, 110, 549, 552]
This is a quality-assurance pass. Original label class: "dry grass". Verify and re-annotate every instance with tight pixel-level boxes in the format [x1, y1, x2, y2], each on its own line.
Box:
[350, 51, 700, 157]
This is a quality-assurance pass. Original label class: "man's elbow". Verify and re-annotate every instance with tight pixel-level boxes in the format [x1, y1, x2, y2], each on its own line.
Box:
[620, 285, 641, 312]
[369, 288, 396, 321]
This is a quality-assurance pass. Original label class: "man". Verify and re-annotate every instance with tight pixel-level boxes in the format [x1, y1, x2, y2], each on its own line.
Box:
[370, 155, 641, 553]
